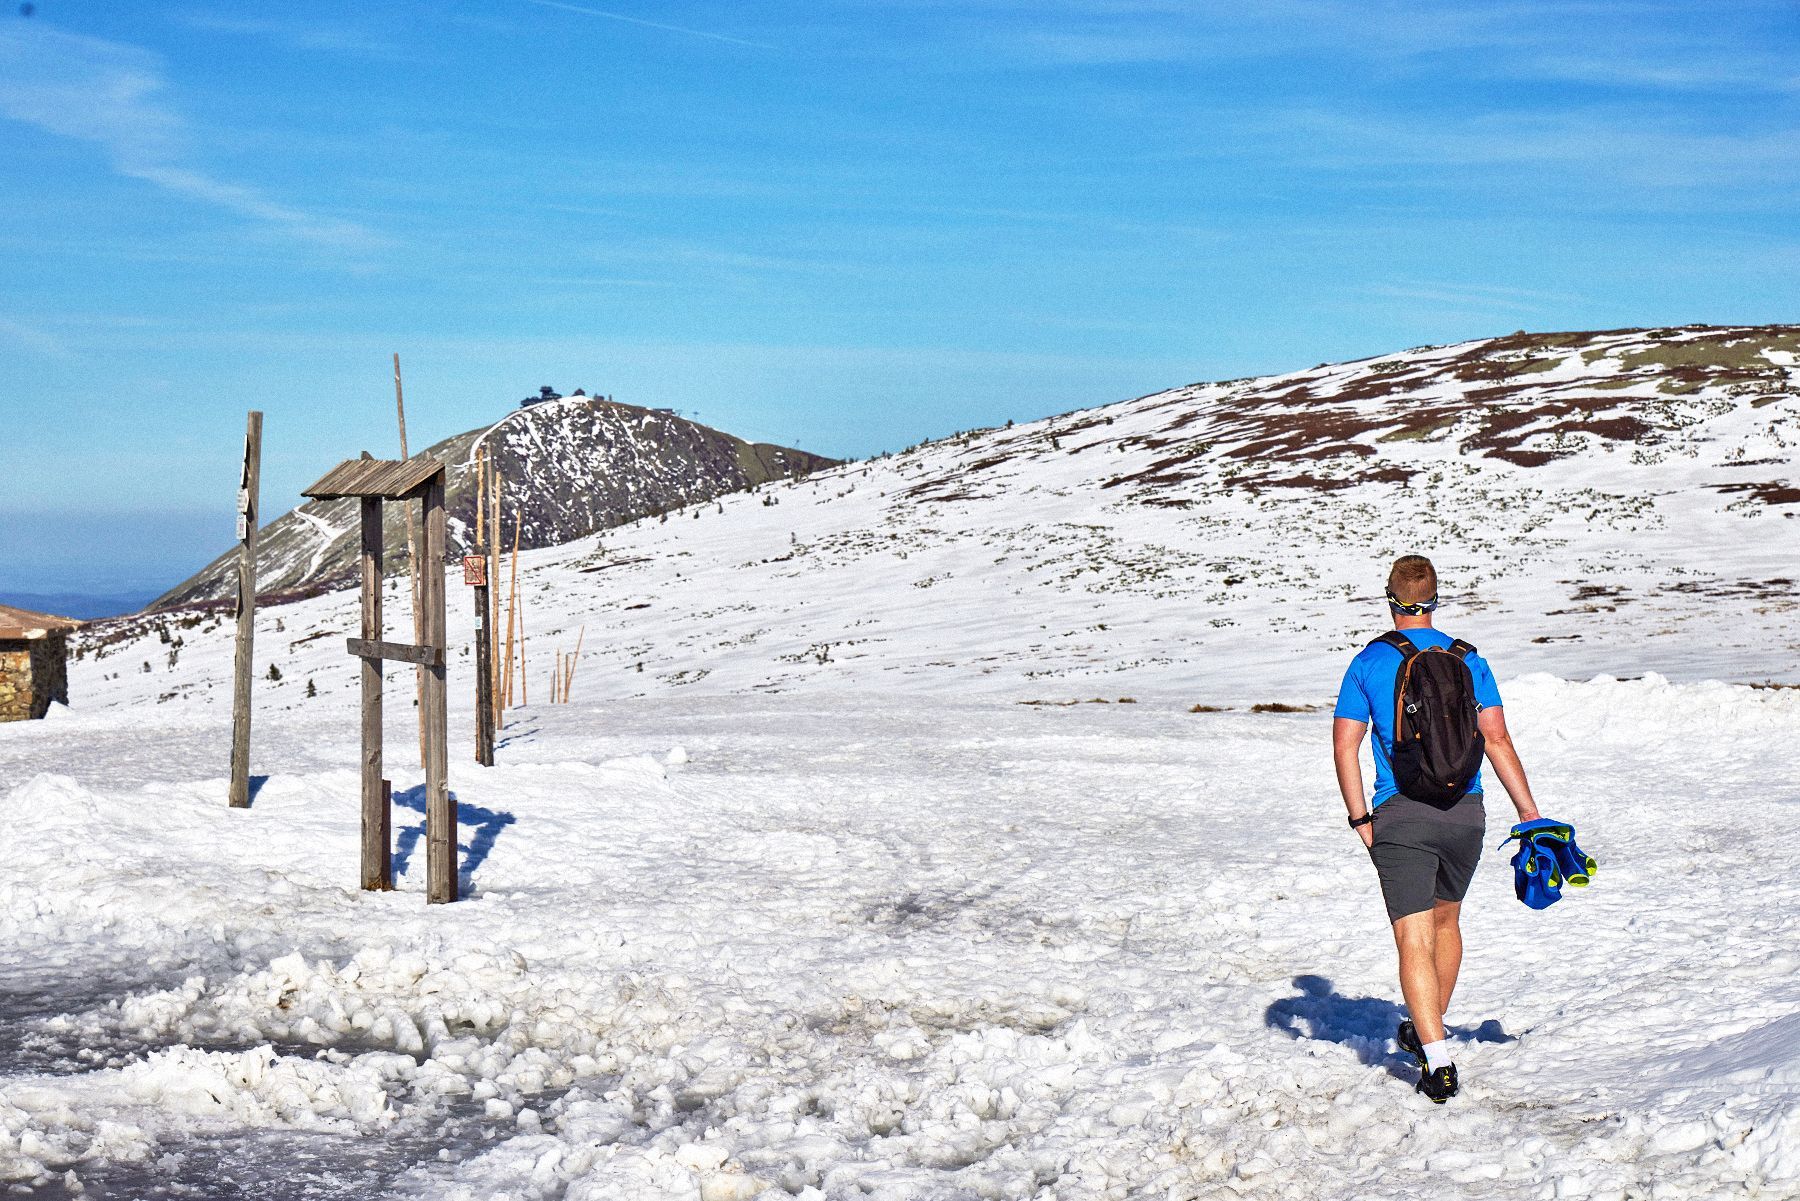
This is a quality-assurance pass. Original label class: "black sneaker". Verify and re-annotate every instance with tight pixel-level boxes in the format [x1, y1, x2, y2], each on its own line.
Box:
[1396, 1020, 1427, 1070]
[1417, 1063, 1459, 1104]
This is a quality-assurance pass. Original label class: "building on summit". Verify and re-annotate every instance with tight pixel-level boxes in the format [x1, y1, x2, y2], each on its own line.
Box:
[0, 604, 80, 721]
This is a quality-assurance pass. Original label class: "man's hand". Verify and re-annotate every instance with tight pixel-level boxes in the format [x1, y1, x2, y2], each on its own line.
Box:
[1355, 821, 1374, 850]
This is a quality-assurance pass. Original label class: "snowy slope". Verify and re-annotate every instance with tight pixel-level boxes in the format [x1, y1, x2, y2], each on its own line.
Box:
[94, 324, 1800, 712]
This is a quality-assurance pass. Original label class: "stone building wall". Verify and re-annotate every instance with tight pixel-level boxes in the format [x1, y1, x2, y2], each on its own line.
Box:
[33, 633, 69, 717]
[0, 641, 32, 722]
[0, 633, 69, 721]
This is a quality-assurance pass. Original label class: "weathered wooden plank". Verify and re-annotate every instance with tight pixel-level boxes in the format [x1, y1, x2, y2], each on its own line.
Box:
[345, 637, 444, 667]
[228, 410, 262, 809]
[360, 497, 388, 891]
[303, 455, 444, 500]
[422, 477, 456, 903]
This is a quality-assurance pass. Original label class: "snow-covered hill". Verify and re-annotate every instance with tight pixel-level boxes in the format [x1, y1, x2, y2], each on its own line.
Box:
[7, 325, 1800, 1198]
[152, 397, 838, 609]
[101, 324, 1800, 710]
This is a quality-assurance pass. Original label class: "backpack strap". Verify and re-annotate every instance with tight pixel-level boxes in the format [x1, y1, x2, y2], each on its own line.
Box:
[1448, 638, 1477, 660]
[1375, 631, 1419, 660]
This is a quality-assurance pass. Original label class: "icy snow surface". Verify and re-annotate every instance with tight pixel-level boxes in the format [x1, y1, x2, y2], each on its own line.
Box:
[6, 327, 1800, 1196]
[4, 681, 1800, 1198]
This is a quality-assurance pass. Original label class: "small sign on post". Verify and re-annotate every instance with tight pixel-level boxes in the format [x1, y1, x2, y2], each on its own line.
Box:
[462, 555, 487, 587]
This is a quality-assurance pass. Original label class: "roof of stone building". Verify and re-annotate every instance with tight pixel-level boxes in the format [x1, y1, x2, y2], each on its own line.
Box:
[0, 604, 83, 641]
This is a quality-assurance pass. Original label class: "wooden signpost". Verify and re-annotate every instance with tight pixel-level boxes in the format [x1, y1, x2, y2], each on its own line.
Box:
[228, 410, 262, 810]
[467, 553, 495, 765]
[303, 453, 457, 903]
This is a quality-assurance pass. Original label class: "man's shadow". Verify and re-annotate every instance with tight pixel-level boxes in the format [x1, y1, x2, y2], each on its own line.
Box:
[1265, 974, 1514, 1080]
[391, 786, 516, 897]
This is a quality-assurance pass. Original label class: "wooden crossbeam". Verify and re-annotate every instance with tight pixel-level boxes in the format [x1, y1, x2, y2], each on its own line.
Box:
[346, 637, 445, 667]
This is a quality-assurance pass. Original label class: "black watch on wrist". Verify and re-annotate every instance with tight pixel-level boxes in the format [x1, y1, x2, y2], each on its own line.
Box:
[1348, 811, 1375, 829]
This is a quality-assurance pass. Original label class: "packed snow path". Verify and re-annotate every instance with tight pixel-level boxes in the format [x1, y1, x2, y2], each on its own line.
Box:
[3, 678, 1798, 1198]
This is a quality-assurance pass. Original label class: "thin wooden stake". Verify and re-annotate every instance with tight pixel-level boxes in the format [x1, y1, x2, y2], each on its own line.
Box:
[395, 353, 427, 770]
[503, 515, 520, 708]
[228, 410, 262, 809]
[518, 590, 528, 706]
[490, 468, 504, 728]
[564, 624, 586, 703]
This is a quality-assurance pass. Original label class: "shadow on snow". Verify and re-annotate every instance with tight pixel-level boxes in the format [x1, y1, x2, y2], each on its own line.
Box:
[1265, 974, 1515, 1080]
[390, 787, 516, 895]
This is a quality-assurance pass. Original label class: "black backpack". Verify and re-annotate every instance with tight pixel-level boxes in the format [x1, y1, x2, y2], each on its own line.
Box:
[1377, 631, 1486, 806]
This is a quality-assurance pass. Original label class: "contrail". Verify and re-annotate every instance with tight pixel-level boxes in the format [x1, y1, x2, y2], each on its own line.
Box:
[525, 0, 775, 50]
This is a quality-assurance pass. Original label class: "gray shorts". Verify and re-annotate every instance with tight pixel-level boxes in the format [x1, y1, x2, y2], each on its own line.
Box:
[1368, 793, 1486, 923]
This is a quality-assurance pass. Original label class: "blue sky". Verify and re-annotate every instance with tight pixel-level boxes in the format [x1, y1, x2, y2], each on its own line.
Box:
[1, 1, 1796, 598]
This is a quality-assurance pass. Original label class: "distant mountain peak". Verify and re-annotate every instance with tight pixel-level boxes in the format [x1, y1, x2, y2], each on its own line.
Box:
[152, 396, 838, 609]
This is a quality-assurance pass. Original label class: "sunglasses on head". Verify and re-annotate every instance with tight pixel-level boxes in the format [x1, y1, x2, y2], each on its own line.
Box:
[1386, 589, 1440, 615]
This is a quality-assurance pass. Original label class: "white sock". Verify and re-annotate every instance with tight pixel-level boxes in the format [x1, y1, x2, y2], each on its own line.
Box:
[1422, 1039, 1453, 1072]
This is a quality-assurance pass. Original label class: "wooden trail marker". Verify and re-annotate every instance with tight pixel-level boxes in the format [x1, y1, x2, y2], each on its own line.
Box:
[304, 453, 456, 903]
[228, 410, 262, 810]
[467, 553, 495, 765]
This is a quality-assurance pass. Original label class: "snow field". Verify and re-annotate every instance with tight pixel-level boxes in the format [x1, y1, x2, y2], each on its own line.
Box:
[4, 675, 1799, 1198]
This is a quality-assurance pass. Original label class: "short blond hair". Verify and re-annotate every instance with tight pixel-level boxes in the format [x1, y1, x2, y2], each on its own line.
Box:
[1387, 555, 1438, 603]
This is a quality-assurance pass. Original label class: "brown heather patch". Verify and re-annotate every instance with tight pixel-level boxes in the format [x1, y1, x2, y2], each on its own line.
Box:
[1714, 482, 1800, 506]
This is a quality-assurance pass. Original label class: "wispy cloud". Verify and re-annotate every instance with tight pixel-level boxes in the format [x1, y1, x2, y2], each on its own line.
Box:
[524, 0, 775, 50]
[0, 316, 74, 361]
[167, 10, 404, 59]
[0, 25, 384, 251]
[1367, 280, 1584, 317]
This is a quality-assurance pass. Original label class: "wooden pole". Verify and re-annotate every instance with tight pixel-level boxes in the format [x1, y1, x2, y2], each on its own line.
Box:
[421, 474, 455, 903]
[490, 468, 503, 728]
[472, 449, 494, 764]
[395, 353, 427, 770]
[518, 592, 528, 706]
[473, 569, 494, 765]
[564, 625, 585, 702]
[228, 410, 262, 810]
[359, 496, 389, 888]
[503, 516, 520, 708]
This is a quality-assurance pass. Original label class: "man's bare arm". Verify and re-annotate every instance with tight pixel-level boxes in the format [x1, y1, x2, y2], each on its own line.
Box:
[1333, 717, 1375, 847]
[1477, 706, 1541, 823]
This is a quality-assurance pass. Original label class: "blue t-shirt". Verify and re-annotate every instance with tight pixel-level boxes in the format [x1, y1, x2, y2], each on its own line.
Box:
[1334, 627, 1503, 808]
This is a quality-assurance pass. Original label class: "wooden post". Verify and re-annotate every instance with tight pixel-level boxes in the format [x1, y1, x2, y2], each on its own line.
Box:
[472, 556, 495, 765]
[421, 476, 455, 904]
[228, 410, 262, 809]
[490, 469, 503, 730]
[359, 496, 388, 888]
[564, 625, 585, 702]
[503, 517, 520, 708]
[396, 353, 427, 770]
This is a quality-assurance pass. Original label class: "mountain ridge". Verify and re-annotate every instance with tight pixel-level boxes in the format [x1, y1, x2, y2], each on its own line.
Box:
[83, 323, 1800, 711]
[151, 397, 839, 610]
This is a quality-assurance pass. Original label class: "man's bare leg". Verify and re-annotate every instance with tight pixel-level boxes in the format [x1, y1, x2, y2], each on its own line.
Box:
[1392, 910, 1446, 1044]
[1432, 899, 1463, 1019]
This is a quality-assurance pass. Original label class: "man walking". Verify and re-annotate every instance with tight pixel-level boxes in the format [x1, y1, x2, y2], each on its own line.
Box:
[1332, 555, 1541, 1102]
